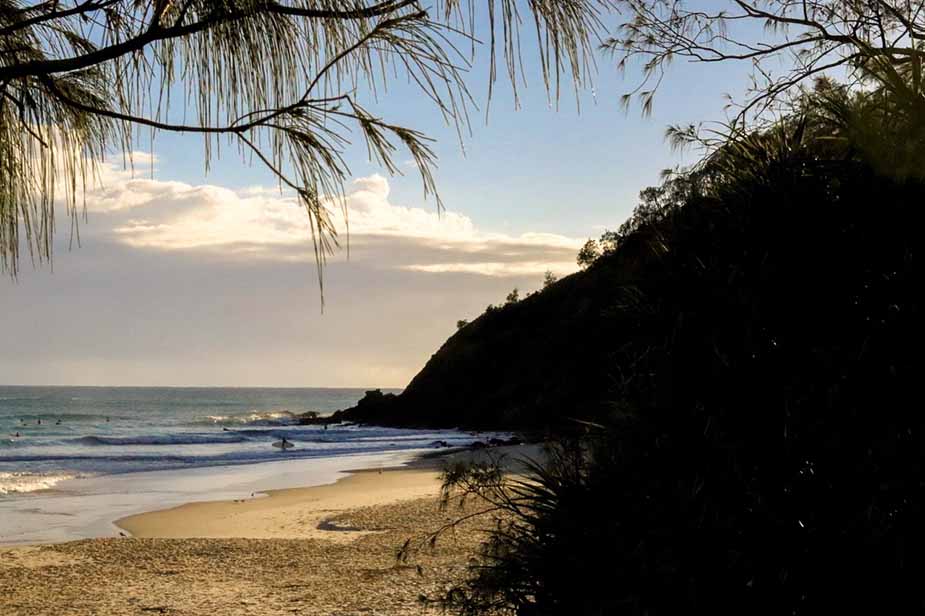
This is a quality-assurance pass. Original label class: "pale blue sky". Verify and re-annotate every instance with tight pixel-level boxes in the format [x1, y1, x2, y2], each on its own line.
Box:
[1, 5, 766, 387]
[143, 9, 759, 238]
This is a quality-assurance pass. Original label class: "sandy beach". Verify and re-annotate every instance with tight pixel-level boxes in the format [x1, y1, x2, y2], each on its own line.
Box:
[116, 467, 447, 542]
[0, 445, 538, 615]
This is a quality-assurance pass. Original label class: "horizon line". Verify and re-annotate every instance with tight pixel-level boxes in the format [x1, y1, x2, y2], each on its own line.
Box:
[0, 383, 405, 390]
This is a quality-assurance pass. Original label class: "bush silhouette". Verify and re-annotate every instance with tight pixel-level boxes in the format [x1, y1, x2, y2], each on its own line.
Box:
[435, 87, 923, 614]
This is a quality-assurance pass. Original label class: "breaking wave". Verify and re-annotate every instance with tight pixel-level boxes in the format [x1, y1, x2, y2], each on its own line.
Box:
[190, 410, 302, 426]
[72, 434, 248, 447]
[0, 471, 75, 495]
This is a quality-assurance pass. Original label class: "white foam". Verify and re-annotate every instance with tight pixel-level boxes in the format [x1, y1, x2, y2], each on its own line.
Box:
[0, 450, 421, 545]
[0, 471, 74, 495]
[200, 410, 298, 425]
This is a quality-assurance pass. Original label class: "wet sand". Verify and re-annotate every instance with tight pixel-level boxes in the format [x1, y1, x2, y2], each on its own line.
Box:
[116, 467, 445, 543]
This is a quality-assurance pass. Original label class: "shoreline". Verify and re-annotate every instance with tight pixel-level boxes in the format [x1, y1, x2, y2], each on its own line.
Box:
[113, 468, 440, 541]
[0, 448, 436, 546]
[113, 458, 447, 541]
[0, 443, 540, 615]
[114, 443, 539, 541]
[0, 442, 539, 547]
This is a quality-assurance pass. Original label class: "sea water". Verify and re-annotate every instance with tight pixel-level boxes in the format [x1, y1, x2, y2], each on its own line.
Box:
[0, 386, 488, 544]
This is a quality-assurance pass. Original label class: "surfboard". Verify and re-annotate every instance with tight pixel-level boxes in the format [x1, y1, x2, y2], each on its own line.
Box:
[272, 440, 295, 450]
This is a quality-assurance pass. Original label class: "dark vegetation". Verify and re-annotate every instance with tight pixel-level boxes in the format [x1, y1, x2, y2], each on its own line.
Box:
[420, 81, 923, 614]
[334, 84, 918, 437]
[322, 1, 925, 611]
[331, 81, 921, 449]
[0, 0, 614, 280]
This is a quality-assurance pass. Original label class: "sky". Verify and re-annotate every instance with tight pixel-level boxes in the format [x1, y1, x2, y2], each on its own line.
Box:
[0, 5, 760, 388]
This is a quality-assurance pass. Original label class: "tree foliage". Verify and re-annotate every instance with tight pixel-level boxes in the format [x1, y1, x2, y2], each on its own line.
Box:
[575, 238, 600, 268]
[542, 270, 558, 288]
[608, 0, 925, 123]
[575, 228, 619, 268]
[0, 0, 617, 277]
[425, 79, 923, 614]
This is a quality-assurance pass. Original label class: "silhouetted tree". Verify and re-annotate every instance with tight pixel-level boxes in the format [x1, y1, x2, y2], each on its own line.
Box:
[608, 1, 925, 123]
[426, 81, 923, 615]
[614, 172, 696, 240]
[0, 0, 617, 275]
[504, 288, 519, 305]
[598, 229, 619, 254]
[542, 270, 558, 288]
[576, 239, 600, 268]
[456, 319, 469, 330]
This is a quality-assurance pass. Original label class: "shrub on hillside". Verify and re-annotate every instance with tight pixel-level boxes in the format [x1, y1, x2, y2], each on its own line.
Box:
[428, 86, 923, 614]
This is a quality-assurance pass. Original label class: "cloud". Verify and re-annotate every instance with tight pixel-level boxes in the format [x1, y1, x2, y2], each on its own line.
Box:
[405, 262, 568, 276]
[79, 160, 583, 277]
[7, 156, 588, 387]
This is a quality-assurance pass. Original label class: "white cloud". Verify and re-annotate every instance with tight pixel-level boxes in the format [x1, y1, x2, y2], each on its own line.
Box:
[405, 261, 575, 277]
[8, 155, 591, 387]
[79, 159, 582, 277]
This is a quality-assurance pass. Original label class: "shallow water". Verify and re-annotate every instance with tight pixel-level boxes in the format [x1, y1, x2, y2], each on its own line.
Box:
[0, 386, 480, 492]
[0, 386, 494, 543]
[0, 450, 422, 544]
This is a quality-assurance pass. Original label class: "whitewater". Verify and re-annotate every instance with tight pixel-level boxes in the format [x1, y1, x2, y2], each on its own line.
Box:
[0, 386, 493, 544]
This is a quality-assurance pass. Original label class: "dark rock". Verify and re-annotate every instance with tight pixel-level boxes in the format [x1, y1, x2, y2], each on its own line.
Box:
[308, 389, 399, 425]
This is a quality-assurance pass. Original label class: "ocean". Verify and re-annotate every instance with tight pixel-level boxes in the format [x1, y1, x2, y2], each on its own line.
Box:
[0, 386, 488, 544]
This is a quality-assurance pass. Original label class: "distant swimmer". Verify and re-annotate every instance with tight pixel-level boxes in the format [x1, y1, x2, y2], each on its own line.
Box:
[36, 418, 41, 425]
[105, 417, 110, 422]
[55, 419, 62, 425]
[11, 432, 20, 438]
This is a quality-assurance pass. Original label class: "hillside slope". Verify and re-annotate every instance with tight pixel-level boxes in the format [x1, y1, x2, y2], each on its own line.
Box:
[325, 238, 656, 430]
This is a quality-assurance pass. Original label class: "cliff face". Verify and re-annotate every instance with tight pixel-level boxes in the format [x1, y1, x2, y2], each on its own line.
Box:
[327, 243, 650, 430]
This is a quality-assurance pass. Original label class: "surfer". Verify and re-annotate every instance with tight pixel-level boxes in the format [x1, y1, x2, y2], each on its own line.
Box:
[272, 436, 294, 451]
